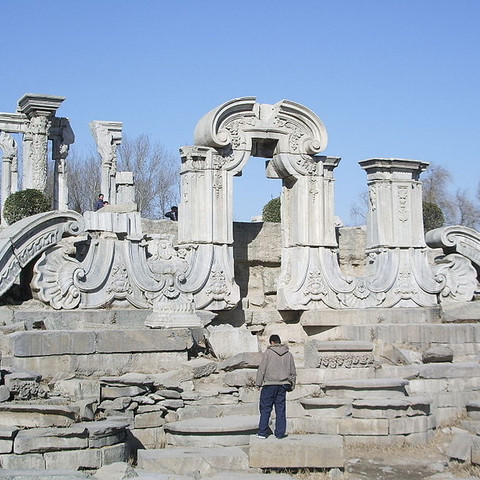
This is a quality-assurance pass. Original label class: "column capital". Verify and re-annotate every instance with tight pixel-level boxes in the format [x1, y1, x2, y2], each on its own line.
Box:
[17, 93, 65, 118]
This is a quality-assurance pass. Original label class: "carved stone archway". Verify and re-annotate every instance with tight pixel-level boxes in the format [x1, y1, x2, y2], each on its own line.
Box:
[178, 97, 340, 311]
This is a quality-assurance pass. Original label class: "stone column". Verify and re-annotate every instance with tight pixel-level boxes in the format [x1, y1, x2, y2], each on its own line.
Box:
[0, 131, 17, 223]
[359, 158, 429, 250]
[51, 117, 75, 211]
[17, 94, 65, 194]
[90, 121, 122, 205]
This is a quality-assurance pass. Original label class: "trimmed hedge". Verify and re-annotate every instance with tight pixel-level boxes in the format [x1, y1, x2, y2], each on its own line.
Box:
[3, 189, 51, 225]
[262, 196, 281, 223]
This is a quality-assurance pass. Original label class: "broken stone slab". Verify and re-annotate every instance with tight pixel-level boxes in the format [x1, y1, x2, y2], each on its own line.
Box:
[100, 373, 155, 387]
[0, 403, 77, 427]
[447, 432, 476, 462]
[70, 398, 98, 422]
[13, 426, 88, 454]
[322, 378, 409, 398]
[249, 434, 344, 469]
[0, 427, 18, 454]
[179, 358, 217, 379]
[156, 389, 181, 399]
[471, 436, 480, 465]
[177, 403, 258, 420]
[102, 384, 150, 399]
[137, 446, 250, 478]
[76, 420, 128, 448]
[217, 352, 263, 372]
[206, 324, 259, 359]
[98, 397, 132, 411]
[300, 397, 352, 418]
[352, 396, 431, 419]
[422, 345, 454, 363]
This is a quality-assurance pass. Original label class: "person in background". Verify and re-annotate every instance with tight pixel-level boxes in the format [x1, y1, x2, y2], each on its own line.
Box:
[165, 206, 178, 221]
[94, 194, 105, 211]
[255, 334, 296, 439]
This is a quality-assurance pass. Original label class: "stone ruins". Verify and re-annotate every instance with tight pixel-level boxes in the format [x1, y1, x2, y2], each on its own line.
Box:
[1, 93, 480, 479]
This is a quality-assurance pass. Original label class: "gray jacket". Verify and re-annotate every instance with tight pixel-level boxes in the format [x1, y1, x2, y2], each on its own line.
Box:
[255, 344, 296, 389]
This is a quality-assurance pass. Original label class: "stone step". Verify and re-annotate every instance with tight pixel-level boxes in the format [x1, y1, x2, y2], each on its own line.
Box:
[300, 397, 352, 418]
[0, 403, 77, 428]
[137, 446, 250, 478]
[0, 471, 92, 480]
[322, 378, 409, 398]
[164, 415, 258, 447]
[352, 396, 431, 418]
[249, 434, 344, 469]
[205, 474, 296, 480]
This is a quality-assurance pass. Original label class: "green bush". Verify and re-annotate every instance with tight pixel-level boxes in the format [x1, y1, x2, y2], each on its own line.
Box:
[423, 201, 444, 232]
[3, 189, 51, 225]
[262, 196, 281, 223]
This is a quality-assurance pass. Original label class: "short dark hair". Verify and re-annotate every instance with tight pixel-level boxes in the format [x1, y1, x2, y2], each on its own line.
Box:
[98, 193, 104, 198]
[269, 334, 281, 344]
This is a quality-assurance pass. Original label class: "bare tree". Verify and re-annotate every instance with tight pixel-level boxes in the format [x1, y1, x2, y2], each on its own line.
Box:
[349, 191, 370, 226]
[454, 188, 480, 229]
[421, 163, 456, 223]
[67, 148, 101, 213]
[66, 135, 179, 218]
[118, 134, 179, 219]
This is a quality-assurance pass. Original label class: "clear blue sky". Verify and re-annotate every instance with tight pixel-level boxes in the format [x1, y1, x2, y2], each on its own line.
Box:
[1, 1, 479, 223]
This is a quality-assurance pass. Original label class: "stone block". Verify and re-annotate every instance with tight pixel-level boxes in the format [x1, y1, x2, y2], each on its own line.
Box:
[407, 378, 448, 396]
[43, 443, 126, 470]
[135, 411, 166, 429]
[76, 420, 128, 448]
[471, 436, 480, 465]
[224, 369, 257, 387]
[423, 345, 453, 363]
[437, 407, 465, 426]
[352, 396, 430, 419]
[249, 434, 344, 468]
[138, 446, 249, 477]
[218, 352, 263, 372]
[0, 471, 92, 479]
[14, 426, 88, 454]
[0, 452, 45, 469]
[10, 331, 95, 357]
[127, 427, 166, 450]
[0, 427, 17, 454]
[404, 429, 435, 445]
[0, 404, 76, 428]
[54, 378, 100, 400]
[206, 324, 259, 359]
[418, 362, 480, 379]
[95, 329, 187, 353]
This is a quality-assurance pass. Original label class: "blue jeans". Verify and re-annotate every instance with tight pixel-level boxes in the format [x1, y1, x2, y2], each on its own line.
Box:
[258, 385, 288, 437]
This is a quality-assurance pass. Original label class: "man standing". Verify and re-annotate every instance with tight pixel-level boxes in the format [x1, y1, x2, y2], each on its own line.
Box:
[94, 194, 105, 211]
[255, 334, 296, 439]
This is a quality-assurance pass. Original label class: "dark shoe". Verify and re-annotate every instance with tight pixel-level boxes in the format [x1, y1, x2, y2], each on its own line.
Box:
[255, 434, 267, 439]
